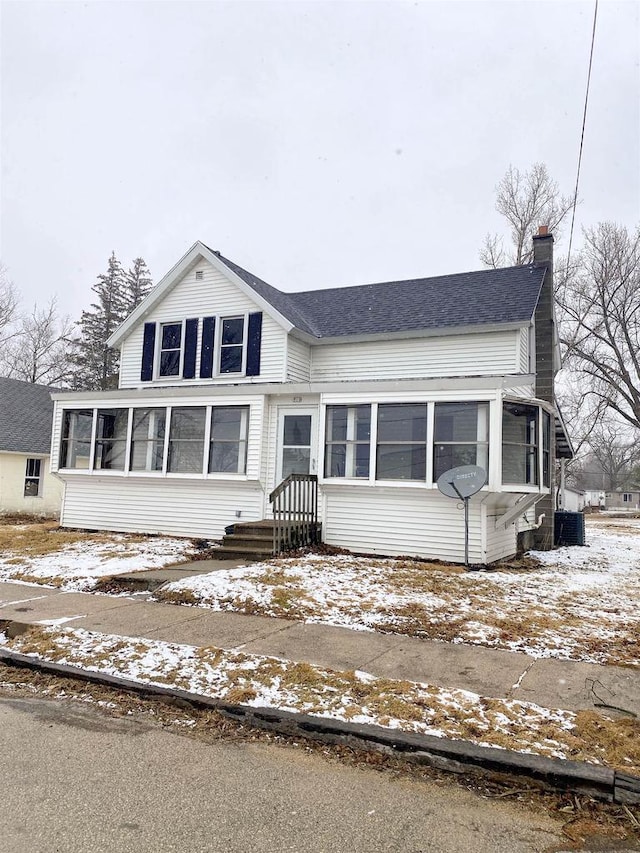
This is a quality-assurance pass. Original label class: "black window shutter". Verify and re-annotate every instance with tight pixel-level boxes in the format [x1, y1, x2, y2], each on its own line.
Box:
[199, 316, 216, 378]
[183, 318, 199, 379]
[141, 322, 156, 381]
[246, 312, 263, 377]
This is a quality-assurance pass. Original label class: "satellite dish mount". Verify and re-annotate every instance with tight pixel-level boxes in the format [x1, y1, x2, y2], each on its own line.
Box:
[436, 465, 487, 567]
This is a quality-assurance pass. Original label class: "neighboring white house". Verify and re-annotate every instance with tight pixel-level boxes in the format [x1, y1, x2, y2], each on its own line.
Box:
[557, 487, 585, 512]
[49, 229, 572, 563]
[0, 377, 64, 516]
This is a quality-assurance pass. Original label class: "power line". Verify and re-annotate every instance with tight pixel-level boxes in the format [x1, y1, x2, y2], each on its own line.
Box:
[566, 0, 599, 274]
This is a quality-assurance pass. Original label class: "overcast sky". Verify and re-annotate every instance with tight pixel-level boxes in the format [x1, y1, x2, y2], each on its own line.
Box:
[1, 0, 638, 319]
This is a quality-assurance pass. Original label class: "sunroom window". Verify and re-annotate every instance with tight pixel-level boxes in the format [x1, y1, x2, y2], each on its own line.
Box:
[502, 403, 539, 485]
[542, 410, 551, 488]
[376, 403, 427, 480]
[60, 410, 93, 469]
[94, 409, 129, 470]
[209, 407, 249, 473]
[219, 317, 245, 374]
[167, 407, 206, 473]
[159, 322, 182, 377]
[325, 405, 371, 478]
[433, 402, 489, 481]
[130, 408, 166, 472]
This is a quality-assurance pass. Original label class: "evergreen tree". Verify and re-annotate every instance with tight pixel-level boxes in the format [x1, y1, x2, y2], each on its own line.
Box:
[70, 252, 127, 390]
[124, 257, 153, 316]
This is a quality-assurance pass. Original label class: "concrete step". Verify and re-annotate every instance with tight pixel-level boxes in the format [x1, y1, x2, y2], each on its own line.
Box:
[215, 520, 322, 561]
[223, 535, 275, 550]
[211, 545, 274, 561]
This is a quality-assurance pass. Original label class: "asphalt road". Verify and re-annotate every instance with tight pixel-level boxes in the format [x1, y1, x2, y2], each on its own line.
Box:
[0, 694, 564, 853]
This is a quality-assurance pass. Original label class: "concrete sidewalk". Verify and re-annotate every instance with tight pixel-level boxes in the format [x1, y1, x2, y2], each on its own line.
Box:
[1, 579, 639, 716]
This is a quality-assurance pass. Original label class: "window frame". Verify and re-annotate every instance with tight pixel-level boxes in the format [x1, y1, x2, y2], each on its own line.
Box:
[217, 315, 247, 376]
[501, 401, 553, 491]
[208, 406, 250, 475]
[375, 403, 429, 482]
[321, 400, 497, 488]
[166, 406, 207, 475]
[130, 407, 168, 473]
[324, 404, 372, 480]
[93, 408, 130, 471]
[58, 404, 253, 480]
[24, 458, 43, 497]
[156, 320, 185, 380]
[59, 409, 95, 470]
[432, 401, 490, 484]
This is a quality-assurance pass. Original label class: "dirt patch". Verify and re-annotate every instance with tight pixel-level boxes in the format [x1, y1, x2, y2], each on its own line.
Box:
[0, 521, 116, 560]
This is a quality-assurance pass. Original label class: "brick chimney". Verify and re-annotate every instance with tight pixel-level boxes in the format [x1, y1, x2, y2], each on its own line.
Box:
[532, 226, 555, 404]
[532, 225, 555, 549]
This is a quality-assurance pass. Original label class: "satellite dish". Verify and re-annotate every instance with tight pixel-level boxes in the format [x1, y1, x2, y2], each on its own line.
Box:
[436, 465, 487, 500]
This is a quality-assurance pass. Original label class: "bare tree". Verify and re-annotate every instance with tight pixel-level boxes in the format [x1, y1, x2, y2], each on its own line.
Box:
[0, 263, 19, 346]
[480, 163, 574, 267]
[557, 222, 640, 432]
[3, 298, 75, 386]
[572, 420, 640, 491]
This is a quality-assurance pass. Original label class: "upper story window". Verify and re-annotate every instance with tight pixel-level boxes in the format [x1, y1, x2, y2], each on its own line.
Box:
[24, 458, 42, 497]
[60, 410, 93, 469]
[219, 317, 245, 374]
[502, 403, 539, 485]
[376, 403, 427, 480]
[433, 402, 489, 481]
[159, 322, 183, 377]
[325, 405, 371, 478]
[141, 313, 262, 383]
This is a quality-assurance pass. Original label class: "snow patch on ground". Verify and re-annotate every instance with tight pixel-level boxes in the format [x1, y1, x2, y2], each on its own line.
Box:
[159, 522, 640, 666]
[1, 625, 583, 763]
[0, 532, 200, 591]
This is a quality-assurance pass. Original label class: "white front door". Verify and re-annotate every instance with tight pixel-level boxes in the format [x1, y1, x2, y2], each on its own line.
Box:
[276, 408, 318, 484]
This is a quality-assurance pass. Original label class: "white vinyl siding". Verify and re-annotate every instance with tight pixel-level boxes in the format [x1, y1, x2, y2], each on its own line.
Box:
[118, 260, 287, 388]
[503, 386, 535, 399]
[310, 330, 522, 382]
[60, 475, 263, 539]
[518, 327, 530, 373]
[287, 337, 311, 381]
[484, 507, 519, 562]
[49, 400, 64, 472]
[321, 486, 486, 563]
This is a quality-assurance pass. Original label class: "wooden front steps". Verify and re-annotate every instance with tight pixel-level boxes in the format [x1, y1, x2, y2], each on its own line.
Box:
[212, 519, 321, 561]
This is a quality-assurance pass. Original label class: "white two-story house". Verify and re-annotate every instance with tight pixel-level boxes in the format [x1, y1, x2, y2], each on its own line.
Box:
[50, 228, 572, 564]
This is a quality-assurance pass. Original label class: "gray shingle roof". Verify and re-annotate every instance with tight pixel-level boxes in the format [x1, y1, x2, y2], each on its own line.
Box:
[207, 250, 317, 335]
[0, 378, 56, 454]
[213, 252, 547, 338]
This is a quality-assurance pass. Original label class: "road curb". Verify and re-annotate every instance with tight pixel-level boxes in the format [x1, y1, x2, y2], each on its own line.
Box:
[1, 643, 639, 805]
